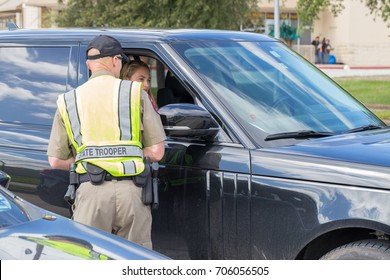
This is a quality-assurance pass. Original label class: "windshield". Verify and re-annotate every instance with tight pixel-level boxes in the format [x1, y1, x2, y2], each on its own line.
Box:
[171, 41, 383, 146]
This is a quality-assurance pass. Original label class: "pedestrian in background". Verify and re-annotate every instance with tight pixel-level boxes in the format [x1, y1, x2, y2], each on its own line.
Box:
[311, 36, 321, 64]
[323, 39, 333, 64]
[321, 37, 331, 64]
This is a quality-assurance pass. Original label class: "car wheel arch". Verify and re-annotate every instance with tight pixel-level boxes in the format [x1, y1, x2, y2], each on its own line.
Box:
[296, 223, 390, 259]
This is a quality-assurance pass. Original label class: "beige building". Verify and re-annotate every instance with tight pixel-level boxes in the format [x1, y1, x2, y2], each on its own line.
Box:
[312, 0, 390, 66]
[0, 0, 62, 29]
[258, 0, 390, 66]
[1, 0, 389, 66]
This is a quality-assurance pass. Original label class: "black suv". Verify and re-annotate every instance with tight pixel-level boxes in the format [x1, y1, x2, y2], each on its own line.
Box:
[1, 26, 390, 260]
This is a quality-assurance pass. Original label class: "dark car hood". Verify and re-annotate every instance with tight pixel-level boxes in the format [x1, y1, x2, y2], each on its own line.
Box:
[0, 216, 169, 260]
[278, 128, 390, 166]
[252, 128, 390, 189]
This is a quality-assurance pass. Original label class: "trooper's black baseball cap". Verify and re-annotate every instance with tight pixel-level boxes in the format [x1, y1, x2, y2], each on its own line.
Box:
[86, 35, 129, 63]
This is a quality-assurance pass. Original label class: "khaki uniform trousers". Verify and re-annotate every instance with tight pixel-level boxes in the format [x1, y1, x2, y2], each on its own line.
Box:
[72, 179, 152, 249]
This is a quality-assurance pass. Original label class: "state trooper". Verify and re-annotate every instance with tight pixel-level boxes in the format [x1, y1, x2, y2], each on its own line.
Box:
[47, 35, 166, 249]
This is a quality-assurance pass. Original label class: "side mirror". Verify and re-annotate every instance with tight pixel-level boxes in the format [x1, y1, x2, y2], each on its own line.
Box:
[159, 104, 220, 140]
[0, 170, 10, 188]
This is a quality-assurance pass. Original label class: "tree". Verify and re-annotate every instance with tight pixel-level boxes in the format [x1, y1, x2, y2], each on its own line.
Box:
[365, 0, 390, 23]
[297, 0, 390, 28]
[57, 0, 258, 30]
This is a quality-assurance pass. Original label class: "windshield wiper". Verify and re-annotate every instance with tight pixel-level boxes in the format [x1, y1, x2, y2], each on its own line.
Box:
[343, 124, 384, 134]
[265, 130, 335, 141]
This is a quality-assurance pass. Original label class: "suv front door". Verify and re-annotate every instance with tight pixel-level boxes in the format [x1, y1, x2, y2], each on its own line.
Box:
[119, 44, 252, 259]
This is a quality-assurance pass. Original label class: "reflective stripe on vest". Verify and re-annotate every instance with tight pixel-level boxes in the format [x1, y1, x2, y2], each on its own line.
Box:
[119, 81, 132, 140]
[75, 145, 143, 162]
[64, 89, 82, 147]
[123, 160, 136, 175]
[58, 79, 144, 176]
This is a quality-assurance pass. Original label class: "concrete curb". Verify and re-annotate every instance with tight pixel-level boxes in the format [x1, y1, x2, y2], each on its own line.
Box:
[316, 65, 390, 78]
[317, 65, 390, 70]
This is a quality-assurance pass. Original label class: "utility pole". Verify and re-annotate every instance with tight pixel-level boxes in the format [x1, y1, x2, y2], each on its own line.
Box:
[274, 0, 280, 39]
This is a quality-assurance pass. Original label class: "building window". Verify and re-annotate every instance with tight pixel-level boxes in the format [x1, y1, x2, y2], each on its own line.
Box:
[0, 15, 16, 30]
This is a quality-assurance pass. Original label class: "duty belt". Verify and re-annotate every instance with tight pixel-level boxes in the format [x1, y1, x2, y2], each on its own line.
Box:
[78, 173, 133, 184]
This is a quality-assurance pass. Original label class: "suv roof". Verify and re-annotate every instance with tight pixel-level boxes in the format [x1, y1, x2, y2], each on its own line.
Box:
[0, 27, 276, 43]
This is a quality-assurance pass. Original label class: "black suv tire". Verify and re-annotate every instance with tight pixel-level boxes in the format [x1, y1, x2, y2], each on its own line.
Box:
[320, 239, 390, 260]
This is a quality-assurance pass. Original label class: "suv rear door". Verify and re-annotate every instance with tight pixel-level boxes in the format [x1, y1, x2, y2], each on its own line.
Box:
[0, 41, 80, 216]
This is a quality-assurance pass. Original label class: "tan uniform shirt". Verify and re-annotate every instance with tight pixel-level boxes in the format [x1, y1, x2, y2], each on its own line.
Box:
[47, 70, 166, 160]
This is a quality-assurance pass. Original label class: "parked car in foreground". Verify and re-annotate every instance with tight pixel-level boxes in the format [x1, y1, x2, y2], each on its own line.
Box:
[0, 171, 169, 260]
[1, 25, 390, 260]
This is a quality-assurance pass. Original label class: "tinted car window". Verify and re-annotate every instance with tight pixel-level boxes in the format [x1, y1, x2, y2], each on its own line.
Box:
[0, 47, 69, 126]
[171, 41, 382, 147]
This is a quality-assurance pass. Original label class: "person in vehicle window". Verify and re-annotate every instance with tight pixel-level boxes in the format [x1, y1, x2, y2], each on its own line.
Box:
[120, 59, 157, 108]
[47, 35, 166, 249]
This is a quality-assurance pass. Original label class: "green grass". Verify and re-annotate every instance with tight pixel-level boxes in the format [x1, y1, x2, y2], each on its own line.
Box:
[373, 110, 390, 120]
[335, 78, 390, 121]
[336, 79, 390, 104]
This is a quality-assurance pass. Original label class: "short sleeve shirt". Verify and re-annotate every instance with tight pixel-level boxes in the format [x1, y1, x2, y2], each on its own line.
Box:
[47, 71, 166, 159]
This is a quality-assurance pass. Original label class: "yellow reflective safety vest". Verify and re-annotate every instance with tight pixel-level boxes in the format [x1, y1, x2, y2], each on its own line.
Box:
[57, 76, 144, 176]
